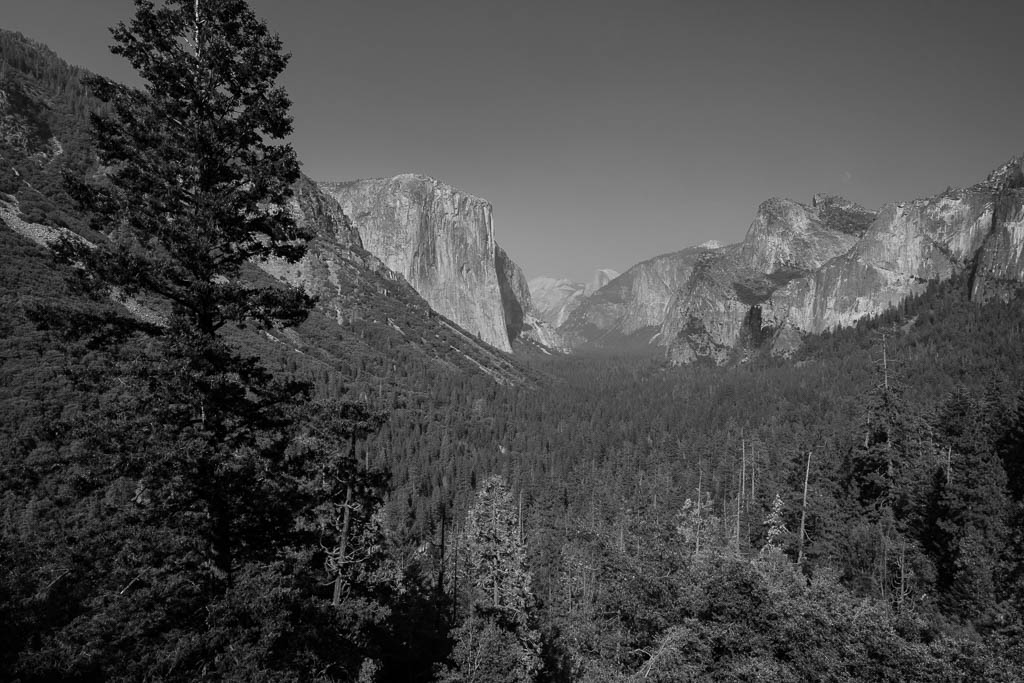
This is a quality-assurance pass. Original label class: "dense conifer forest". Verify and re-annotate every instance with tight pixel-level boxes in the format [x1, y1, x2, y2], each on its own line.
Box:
[2, 4, 1024, 681]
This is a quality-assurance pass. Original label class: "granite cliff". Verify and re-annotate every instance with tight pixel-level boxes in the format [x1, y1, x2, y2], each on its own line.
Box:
[492, 244, 565, 351]
[258, 176, 529, 382]
[557, 247, 719, 351]
[550, 156, 1024, 363]
[661, 195, 875, 362]
[320, 175, 535, 353]
[529, 269, 619, 328]
[662, 157, 1024, 363]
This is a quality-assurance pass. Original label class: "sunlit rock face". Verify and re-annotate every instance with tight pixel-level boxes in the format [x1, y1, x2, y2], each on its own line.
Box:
[739, 197, 863, 273]
[529, 268, 620, 329]
[261, 176, 406, 326]
[320, 174, 516, 352]
[971, 160, 1024, 301]
[529, 277, 585, 328]
[662, 195, 871, 362]
[661, 156, 1024, 363]
[559, 248, 713, 350]
[587, 268, 620, 295]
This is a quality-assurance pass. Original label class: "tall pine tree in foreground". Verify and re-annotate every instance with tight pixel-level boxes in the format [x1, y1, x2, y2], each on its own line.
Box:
[7, 1, 392, 679]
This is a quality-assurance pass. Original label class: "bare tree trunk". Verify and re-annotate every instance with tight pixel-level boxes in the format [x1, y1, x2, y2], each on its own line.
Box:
[518, 490, 523, 546]
[946, 446, 952, 485]
[332, 483, 353, 606]
[798, 450, 811, 565]
[452, 520, 460, 623]
[740, 438, 746, 545]
[437, 506, 446, 596]
[749, 451, 756, 507]
[695, 463, 703, 556]
[492, 494, 499, 609]
[879, 528, 889, 602]
[895, 539, 910, 613]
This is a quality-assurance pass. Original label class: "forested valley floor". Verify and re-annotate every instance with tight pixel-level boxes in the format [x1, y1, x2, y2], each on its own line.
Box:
[2, 20, 1024, 682]
[4, 213, 1024, 679]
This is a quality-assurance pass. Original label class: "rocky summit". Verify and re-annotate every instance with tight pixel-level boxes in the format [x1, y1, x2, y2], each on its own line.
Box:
[320, 174, 536, 353]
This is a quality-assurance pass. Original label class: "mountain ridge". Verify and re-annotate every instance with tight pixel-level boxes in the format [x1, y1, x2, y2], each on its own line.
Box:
[550, 157, 1024, 363]
[0, 29, 532, 384]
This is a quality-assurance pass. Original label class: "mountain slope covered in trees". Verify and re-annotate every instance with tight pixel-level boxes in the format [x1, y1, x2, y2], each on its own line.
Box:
[2, 12, 1024, 683]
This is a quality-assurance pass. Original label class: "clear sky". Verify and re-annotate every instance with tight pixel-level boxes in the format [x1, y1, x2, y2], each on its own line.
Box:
[5, 1, 1022, 282]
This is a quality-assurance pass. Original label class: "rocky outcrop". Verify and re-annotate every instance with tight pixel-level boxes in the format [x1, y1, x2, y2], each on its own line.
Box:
[551, 156, 1024, 363]
[559, 249, 713, 350]
[494, 245, 568, 352]
[529, 268, 620, 328]
[320, 174, 531, 353]
[588, 268, 620, 295]
[738, 197, 862, 274]
[261, 175, 420, 329]
[288, 175, 362, 248]
[972, 190, 1024, 300]
[259, 178, 530, 383]
[495, 245, 530, 341]
[661, 194, 878, 361]
[529, 277, 585, 328]
[660, 156, 1024, 363]
[969, 161, 1024, 301]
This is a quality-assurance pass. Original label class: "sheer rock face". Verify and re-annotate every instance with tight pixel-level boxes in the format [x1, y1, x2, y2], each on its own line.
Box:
[261, 175, 408, 325]
[970, 160, 1024, 301]
[528, 268, 620, 328]
[661, 156, 1024, 363]
[663, 194, 880, 361]
[559, 248, 713, 350]
[493, 245, 564, 350]
[739, 197, 862, 273]
[287, 175, 362, 249]
[319, 174, 518, 352]
[495, 245, 530, 341]
[973, 189, 1024, 300]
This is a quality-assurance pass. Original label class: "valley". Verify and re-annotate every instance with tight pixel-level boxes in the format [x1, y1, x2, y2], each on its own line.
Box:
[2, 10, 1024, 683]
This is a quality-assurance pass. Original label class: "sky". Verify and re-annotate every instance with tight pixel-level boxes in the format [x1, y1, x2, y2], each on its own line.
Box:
[4, 0, 1023, 283]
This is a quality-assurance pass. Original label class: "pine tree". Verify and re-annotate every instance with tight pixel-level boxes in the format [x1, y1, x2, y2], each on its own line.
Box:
[850, 339, 912, 515]
[67, 0, 313, 570]
[462, 476, 534, 620]
[762, 493, 789, 555]
[445, 475, 541, 681]
[846, 336, 928, 604]
[296, 399, 389, 606]
[19, 1, 355, 678]
[922, 389, 1010, 619]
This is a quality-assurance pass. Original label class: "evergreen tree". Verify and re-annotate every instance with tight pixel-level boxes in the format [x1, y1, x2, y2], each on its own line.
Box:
[10, 1, 365, 678]
[761, 493, 788, 555]
[444, 475, 541, 681]
[922, 389, 1010, 620]
[845, 337, 929, 604]
[295, 399, 389, 606]
[850, 343, 913, 515]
